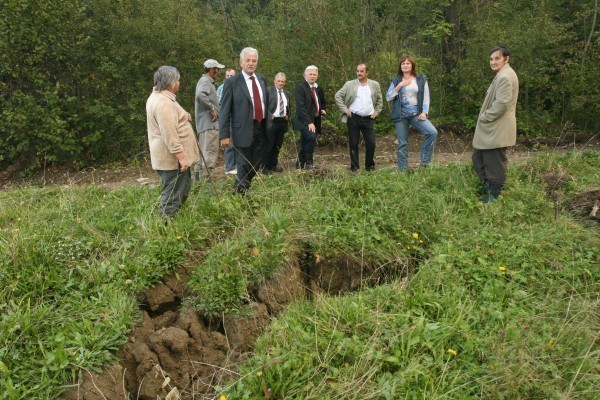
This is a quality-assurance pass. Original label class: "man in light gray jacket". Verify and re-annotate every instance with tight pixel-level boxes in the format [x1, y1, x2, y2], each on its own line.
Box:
[334, 64, 383, 172]
[472, 46, 519, 203]
[194, 59, 224, 180]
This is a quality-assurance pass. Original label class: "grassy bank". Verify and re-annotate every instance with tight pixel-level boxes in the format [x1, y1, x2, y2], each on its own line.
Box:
[0, 151, 598, 398]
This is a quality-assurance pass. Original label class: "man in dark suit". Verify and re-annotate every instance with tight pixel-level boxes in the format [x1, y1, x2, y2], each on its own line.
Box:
[263, 72, 291, 174]
[219, 47, 268, 193]
[294, 65, 326, 170]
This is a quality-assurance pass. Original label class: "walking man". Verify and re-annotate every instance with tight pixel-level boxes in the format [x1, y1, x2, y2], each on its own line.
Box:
[294, 65, 326, 170]
[263, 72, 291, 174]
[472, 46, 519, 203]
[334, 63, 383, 171]
[194, 59, 224, 180]
[219, 47, 268, 193]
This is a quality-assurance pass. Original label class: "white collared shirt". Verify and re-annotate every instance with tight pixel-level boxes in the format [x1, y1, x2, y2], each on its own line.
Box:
[273, 88, 288, 117]
[242, 71, 265, 119]
[349, 80, 374, 116]
[307, 81, 320, 112]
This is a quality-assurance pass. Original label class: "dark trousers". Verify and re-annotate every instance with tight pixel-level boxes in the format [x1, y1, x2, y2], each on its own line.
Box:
[297, 116, 321, 166]
[235, 120, 267, 193]
[472, 148, 508, 185]
[348, 114, 376, 171]
[157, 168, 191, 218]
[264, 119, 288, 170]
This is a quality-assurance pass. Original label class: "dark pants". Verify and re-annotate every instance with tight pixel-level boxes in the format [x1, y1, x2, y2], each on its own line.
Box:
[157, 168, 191, 218]
[472, 148, 508, 185]
[348, 114, 376, 171]
[297, 116, 321, 167]
[264, 118, 288, 170]
[235, 120, 267, 193]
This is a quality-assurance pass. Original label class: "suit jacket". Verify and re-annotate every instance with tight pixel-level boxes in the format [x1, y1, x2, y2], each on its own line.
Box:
[266, 86, 291, 131]
[195, 74, 220, 132]
[473, 64, 519, 149]
[334, 79, 383, 123]
[294, 81, 326, 132]
[219, 72, 268, 148]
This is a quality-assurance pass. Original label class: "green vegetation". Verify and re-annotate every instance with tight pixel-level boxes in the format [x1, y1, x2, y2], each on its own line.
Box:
[1, 151, 599, 398]
[1, 0, 599, 169]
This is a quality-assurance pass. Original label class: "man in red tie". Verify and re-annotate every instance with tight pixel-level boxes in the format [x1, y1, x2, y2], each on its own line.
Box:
[294, 65, 327, 170]
[219, 47, 268, 193]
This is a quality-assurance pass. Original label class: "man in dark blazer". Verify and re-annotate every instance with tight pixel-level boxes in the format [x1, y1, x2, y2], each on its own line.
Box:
[294, 65, 326, 170]
[219, 47, 268, 193]
[263, 72, 291, 174]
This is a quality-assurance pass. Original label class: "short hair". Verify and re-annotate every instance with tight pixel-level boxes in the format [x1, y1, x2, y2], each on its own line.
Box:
[154, 66, 180, 91]
[274, 72, 286, 80]
[489, 45, 510, 58]
[240, 47, 259, 61]
[225, 68, 236, 74]
[357, 63, 368, 72]
[304, 65, 318, 74]
[397, 55, 416, 76]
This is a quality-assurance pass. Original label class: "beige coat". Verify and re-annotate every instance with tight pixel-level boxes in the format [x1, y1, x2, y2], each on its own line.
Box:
[473, 64, 519, 149]
[146, 90, 200, 170]
[334, 79, 383, 123]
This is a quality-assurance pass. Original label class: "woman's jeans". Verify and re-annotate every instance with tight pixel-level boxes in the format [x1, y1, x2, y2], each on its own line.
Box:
[394, 116, 438, 170]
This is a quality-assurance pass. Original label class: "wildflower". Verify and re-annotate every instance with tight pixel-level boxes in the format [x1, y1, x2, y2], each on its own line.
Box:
[412, 232, 419, 239]
[221, 229, 225, 233]
[102, 194, 107, 199]
[176, 236, 182, 240]
[251, 248, 260, 256]
[17, 217, 21, 221]
[447, 348, 457, 356]
[419, 240, 424, 244]
[101, 205, 106, 209]
[499, 266, 507, 274]
[14, 228, 20, 232]
[220, 396, 227, 400]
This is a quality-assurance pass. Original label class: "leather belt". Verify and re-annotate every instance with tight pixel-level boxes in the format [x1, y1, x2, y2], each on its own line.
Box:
[351, 113, 372, 120]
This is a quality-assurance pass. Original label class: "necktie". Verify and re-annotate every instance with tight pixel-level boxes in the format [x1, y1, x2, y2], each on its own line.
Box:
[250, 76, 263, 122]
[278, 89, 285, 116]
[311, 86, 319, 116]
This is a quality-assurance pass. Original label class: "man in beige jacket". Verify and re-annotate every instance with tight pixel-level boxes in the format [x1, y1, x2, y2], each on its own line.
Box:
[335, 64, 383, 171]
[472, 46, 519, 203]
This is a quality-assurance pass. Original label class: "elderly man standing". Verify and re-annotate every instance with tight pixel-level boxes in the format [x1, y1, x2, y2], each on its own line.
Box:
[472, 46, 519, 203]
[194, 59, 224, 180]
[219, 47, 268, 193]
[294, 65, 326, 170]
[335, 63, 383, 172]
[263, 72, 291, 174]
[147, 66, 200, 218]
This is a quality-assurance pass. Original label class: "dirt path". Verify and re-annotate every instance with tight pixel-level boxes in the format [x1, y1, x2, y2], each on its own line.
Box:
[3, 132, 597, 191]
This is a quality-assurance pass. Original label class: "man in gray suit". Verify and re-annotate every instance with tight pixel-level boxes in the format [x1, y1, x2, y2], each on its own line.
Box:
[335, 63, 383, 172]
[263, 72, 291, 174]
[219, 47, 268, 193]
[472, 46, 519, 203]
[194, 59, 224, 180]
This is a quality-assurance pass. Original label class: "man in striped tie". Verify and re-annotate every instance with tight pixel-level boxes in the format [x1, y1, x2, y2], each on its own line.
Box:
[263, 72, 291, 174]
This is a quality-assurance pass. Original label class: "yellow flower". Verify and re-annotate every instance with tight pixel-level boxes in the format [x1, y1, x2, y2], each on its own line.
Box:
[419, 240, 424, 244]
[499, 266, 507, 272]
[14, 228, 20, 232]
[220, 396, 227, 400]
[412, 232, 419, 239]
[176, 236, 182, 240]
[101, 205, 106, 209]
[447, 348, 457, 356]
[102, 194, 107, 199]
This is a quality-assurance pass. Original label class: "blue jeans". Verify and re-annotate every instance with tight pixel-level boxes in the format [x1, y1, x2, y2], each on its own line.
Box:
[394, 116, 438, 170]
[224, 146, 237, 172]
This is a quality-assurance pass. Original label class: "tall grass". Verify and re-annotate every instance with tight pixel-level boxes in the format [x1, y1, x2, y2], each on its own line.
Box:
[1, 150, 598, 398]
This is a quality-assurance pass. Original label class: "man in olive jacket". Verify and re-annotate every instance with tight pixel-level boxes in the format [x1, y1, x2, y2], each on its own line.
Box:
[334, 63, 383, 171]
[472, 46, 519, 203]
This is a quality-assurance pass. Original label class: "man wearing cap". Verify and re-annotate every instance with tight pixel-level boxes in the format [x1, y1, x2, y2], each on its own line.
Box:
[194, 59, 224, 180]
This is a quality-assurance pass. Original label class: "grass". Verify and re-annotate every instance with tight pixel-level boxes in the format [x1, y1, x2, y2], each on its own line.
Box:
[0, 150, 598, 398]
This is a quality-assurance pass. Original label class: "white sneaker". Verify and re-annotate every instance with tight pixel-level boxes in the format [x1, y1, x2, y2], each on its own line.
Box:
[225, 169, 237, 175]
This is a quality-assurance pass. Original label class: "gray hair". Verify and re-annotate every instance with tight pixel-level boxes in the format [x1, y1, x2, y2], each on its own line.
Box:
[304, 65, 318, 74]
[239, 47, 259, 61]
[154, 66, 180, 91]
[274, 72, 286, 80]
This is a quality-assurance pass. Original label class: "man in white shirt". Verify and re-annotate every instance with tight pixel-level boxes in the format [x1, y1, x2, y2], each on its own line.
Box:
[263, 73, 291, 174]
[335, 64, 383, 171]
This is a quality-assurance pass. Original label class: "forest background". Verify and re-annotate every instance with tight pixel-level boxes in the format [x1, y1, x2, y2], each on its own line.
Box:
[1, 0, 598, 171]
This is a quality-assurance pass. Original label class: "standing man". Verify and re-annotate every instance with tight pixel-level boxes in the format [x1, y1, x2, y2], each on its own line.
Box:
[472, 46, 519, 203]
[217, 68, 238, 175]
[219, 47, 268, 193]
[194, 59, 224, 180]
[294, 65, 326, 170]
[334, 63, 383, 172]
[263, 72, 291, 174]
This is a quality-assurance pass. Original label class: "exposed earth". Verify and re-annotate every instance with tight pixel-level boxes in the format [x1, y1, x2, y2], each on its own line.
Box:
[3, 130, 597, 399]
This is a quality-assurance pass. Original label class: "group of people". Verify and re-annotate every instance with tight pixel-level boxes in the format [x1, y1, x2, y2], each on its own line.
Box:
[146, 46, 518, 218]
